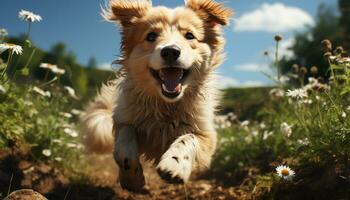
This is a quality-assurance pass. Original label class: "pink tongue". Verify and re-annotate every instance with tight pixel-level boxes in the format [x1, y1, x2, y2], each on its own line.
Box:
[159, 68, 183, 92]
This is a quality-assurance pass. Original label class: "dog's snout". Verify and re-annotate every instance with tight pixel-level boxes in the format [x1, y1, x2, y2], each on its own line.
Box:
[161, 45, 181, 64]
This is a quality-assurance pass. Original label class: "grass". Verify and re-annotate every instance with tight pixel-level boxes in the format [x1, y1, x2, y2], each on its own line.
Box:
[212, 40, 350, 199]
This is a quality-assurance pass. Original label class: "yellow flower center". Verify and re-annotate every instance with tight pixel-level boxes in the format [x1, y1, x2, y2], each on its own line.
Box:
[281, 169, 290, 176]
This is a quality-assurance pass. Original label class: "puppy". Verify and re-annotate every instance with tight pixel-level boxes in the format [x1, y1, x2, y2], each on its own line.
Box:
[82, 0, 232, 192]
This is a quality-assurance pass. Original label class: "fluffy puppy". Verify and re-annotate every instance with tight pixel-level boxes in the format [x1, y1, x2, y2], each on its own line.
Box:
[82, 0, 232, 192]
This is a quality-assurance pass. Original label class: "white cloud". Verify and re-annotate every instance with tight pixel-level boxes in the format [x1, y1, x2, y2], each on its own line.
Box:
[216, 75, 267, 89]
[216, 75, 239, 89]
[265, 37, 296, 60]
[233, 63, 271, 73]
[234, 3, 315, 32]
[98, 62, 114, 71]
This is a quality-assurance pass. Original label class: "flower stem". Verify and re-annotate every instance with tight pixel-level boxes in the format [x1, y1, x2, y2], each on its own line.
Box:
[0, 51, 14, 81]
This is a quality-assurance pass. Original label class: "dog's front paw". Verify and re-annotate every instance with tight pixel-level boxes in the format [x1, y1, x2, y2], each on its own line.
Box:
[157, 134, 198, 183]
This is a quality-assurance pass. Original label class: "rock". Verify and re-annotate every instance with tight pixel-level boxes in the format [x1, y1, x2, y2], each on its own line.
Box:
[4, 189, 47, 200]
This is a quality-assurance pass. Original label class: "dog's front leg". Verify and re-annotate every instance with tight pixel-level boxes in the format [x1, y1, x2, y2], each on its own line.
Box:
[156, 132, 212, 183]
[114, 125, 145, 192]
[157, 132, 217, 183]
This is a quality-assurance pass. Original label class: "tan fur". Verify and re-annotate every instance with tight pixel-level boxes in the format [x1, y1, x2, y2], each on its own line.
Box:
[82, 0, 232, 190]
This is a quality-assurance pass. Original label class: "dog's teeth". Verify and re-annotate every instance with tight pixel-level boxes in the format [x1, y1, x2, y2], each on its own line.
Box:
[162, 84, 177, 94]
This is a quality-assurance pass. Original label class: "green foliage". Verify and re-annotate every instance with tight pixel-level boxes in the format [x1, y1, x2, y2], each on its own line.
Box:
[222, 87, 272, 120]
[0, 81, 84, 169]
[214, 44, 350, 198]
[279, 3, 344, 81]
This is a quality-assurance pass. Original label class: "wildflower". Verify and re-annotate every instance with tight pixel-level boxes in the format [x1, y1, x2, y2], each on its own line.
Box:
[0, 28, 8, 37]
[259, 123, 266, 129]
[279, 76, 290, 84]
[40, 63, 56, 70]
[241, 120, 250, 127]
[42, 149, 51, 157]
[310, 66, 318, 75]
[64, 128, 79, 137]
[297, 138, 310, 146]
[54, 157, 62, 162]
[60, 112, 73, 118]
[0, 84, 6, 94]
[66, 143, 77, 148]
[252, 130, 259, 137]
[0, 43, 23, 55]
[276, 165, 295, 180]
[280, 122, 292, 137]
[64, 86, 78, 99]
[52, 139, 62, 144]
[39, 63, 65, 75]
[335, 46, 344, 55]
[274, 34, 283, 42]
[263, 131, 273, 140]
[321, 39, 332, 52]
[51, 66, 65, 75]
[286, 88, 307, 99]
[32, 86, 51, 97]
[299, 67, 307, 75]
[269, 88, 285, 99]
[71, 109, 82, 115]
[19, 10, 42, 22]
[291, 64, 299, 73]
[341, 112, 346, 118]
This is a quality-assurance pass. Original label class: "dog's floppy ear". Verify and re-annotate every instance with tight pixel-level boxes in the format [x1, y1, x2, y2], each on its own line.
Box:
[185, 0, 233, 26]
[102, 0, 151, 27]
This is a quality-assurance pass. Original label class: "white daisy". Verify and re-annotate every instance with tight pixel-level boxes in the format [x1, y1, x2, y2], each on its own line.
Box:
[40, 63, 56, 70]
[64, 86, 78, 99]
[39, 63, 65, 75]
[42, 149, 52, 157]
[240, 120, 250, 127]
[280, 122, 292, 137]
[19, 10, 42, 22]
[341, 112, 347, 118]
[263, 131, 273, 140]
[269, 88, 284, 99]
[64, 128, 79, 137]
[276, 165, 295, 180]
[51, 66, 65, 75]
[60, 112, 73, 118]
[66, 143, 77, 148]
[54, 157, 62, 162]
[286, 88, 308, 99]
[0, 84, 6, 94]
[32, 86, 51, 97]
[71, 109, 82, 115]
[0, 28, 8, 37]
[0, 43, 23, 55]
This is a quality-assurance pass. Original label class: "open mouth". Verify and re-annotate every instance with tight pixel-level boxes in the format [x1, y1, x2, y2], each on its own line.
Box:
[150, 67, 190, 99]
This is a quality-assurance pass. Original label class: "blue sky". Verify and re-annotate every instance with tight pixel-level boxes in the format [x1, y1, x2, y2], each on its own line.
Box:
[1, 0, 338, 87]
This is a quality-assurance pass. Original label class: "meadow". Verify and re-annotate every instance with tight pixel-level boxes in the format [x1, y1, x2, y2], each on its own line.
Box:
[1, 8, 350, 200]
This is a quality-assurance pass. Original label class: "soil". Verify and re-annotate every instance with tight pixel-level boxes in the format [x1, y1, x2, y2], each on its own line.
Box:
[0, 148, 247, 200]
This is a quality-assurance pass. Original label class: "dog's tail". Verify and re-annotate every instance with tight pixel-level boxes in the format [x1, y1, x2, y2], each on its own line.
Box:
[81, 82, 116, 154]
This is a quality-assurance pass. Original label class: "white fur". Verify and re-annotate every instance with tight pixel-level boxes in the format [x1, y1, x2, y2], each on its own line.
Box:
[157, 134, 199, 182]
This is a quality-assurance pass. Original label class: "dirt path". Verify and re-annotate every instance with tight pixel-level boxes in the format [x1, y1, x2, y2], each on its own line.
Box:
[0, 149, 245, 200]
[87, 155, 241, 200]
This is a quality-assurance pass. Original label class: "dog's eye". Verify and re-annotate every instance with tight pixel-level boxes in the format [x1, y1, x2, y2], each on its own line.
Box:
[185, 32, 195, 40]
[146, 32, 158, 42]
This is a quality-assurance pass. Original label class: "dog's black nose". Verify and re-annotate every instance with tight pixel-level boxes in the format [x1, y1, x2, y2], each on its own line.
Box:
[161, 45, 181, 64]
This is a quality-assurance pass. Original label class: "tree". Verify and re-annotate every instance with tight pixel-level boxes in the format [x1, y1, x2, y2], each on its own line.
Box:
[87, 57, 97, 69]
[339, 0, 350, 49]
[279, 4, 343, 81]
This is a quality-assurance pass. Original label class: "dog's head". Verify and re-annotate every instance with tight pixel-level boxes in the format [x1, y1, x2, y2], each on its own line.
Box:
[104, 0, 232, 102]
